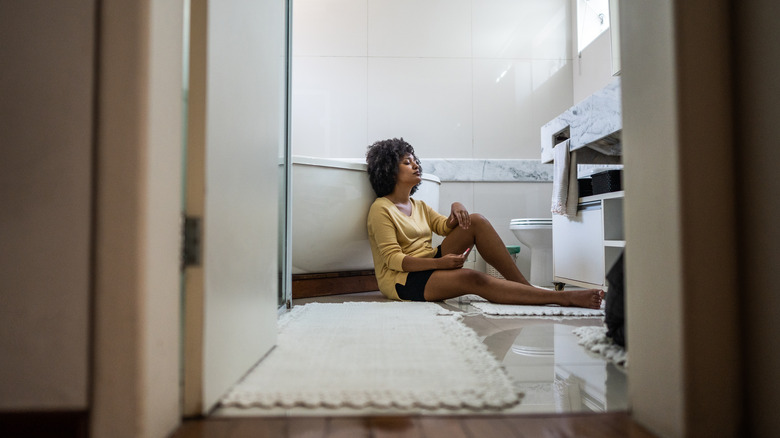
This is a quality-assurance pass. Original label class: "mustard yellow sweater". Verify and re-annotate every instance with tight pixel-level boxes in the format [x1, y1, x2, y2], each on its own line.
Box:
[366, 197, 453, 300]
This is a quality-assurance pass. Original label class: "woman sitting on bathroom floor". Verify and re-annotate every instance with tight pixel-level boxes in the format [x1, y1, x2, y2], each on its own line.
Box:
[366, 137, 604, 309]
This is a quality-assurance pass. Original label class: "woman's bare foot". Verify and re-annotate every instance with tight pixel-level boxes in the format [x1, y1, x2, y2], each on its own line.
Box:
[564, 289, 604, 309]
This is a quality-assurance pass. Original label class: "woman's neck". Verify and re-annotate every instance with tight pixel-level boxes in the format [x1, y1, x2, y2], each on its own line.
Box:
[385, 186, 412, 205]
[385, 190, 413, 216]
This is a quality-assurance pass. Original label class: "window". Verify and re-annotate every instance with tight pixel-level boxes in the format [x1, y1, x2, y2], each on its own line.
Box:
[577, 0, 611, 53]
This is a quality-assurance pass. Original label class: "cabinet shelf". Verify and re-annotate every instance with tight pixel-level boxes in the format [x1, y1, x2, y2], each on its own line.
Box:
[604, 240, 626, 248]
[579, 190, 625, 204]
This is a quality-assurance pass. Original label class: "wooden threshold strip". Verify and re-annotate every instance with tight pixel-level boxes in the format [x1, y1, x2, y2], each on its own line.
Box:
[171, 412, 657, 438]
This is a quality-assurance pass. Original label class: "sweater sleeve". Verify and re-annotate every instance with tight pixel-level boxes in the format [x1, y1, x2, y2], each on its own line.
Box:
[423, 201, 453, 236]
[367, 203, 407, 272]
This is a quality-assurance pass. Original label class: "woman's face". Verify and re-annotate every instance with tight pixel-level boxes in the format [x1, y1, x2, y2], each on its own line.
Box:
[397, 153, 421, 186]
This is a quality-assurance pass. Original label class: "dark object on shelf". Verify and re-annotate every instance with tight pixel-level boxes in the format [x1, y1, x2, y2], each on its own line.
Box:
[591, 169, 622, 195]
[578, 178, 593, 197]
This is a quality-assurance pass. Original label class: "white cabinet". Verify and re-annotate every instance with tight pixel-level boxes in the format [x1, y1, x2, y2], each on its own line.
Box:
[552, 191, 625, 290]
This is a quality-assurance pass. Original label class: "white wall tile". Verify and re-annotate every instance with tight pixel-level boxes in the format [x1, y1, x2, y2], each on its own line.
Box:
[293, 0, 367, 57]
[368, 0, 471, 58]
[473, 182, 552, 243]
[473, 59, 532, 158]
[367, 57, 472, 157]
[438, 182, 475, 215]
[529, 58, 574, 141]
[472, 0, 571, 60]
[473, 182, 553, 279]
[292, 57, 368, 157]
[473, 59, 573, 158]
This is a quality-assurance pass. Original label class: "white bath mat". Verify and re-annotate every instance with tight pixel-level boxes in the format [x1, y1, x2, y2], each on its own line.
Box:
[573, 326, 628, 367]
[468, 301, 605, 318]
[221, 302, 520, 411]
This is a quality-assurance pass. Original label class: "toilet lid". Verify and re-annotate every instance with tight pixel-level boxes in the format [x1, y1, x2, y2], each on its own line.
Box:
[510, 218, 552, 225]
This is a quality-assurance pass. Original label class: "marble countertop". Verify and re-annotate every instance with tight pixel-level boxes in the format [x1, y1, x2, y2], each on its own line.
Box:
[541, 77, 622, 164]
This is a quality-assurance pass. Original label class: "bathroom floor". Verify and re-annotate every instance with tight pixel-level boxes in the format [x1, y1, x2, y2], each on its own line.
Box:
[213, 291, 627, 418]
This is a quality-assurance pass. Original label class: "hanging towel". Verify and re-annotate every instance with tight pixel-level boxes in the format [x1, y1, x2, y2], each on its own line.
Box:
[551, 140, 579, 217]
[566, 149, 579, 216]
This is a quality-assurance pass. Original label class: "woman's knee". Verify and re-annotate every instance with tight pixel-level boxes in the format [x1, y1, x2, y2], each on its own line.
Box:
[470, 213, 494, 230]
[469, 213, 486, 223]
[428, 269, 486, 295]
[460, 268, 490, 288]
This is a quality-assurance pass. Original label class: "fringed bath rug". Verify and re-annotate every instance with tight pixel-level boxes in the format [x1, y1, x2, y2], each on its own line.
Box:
[220, 302, 520, 411]
[572, 326, 628, 368]
[468, 301, 605, 318]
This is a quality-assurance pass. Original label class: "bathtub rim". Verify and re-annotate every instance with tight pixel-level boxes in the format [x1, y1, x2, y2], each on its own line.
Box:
[292, 155, 441, 184]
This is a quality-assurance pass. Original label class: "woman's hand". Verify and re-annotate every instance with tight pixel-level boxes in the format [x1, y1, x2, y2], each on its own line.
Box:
[436, 253, 466, 270]
[448, 202, 471, 229]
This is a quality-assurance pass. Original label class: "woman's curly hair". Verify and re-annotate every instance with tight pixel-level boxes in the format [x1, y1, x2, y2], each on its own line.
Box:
[366, 138, 422, 197]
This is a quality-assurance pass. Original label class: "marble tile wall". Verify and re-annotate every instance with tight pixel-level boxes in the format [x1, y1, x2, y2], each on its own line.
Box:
[422, 159, 619, 182]
[423, 159, 553, 182]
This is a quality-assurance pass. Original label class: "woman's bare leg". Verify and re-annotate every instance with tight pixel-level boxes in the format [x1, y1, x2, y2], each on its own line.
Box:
[440, 213, 531, 285]
[423, 269, 603, 309]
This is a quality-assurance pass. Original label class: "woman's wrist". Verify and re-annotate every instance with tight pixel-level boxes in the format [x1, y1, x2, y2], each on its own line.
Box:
[446, 215, 457, 228]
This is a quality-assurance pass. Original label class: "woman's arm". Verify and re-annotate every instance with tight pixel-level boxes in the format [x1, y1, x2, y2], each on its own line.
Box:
[402, 253, 465, 272]
[446, 202, 471, 229]
[368, 204, 408, 272]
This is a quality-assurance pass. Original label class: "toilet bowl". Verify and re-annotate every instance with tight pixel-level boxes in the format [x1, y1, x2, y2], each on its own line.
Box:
[510, 218, 553, 287]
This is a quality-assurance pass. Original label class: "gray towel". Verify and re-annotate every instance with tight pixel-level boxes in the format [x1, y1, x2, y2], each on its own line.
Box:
[551, 140, 578, 217]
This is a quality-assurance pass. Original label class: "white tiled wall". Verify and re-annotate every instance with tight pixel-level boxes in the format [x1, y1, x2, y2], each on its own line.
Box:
[292, 57, 368, 157]
[368, 57, 473, 158]
[292, 0, 575, 159]
[473, 59, 573, 158]
[292, 0, 367, 57]
[368, 0, 472, 58]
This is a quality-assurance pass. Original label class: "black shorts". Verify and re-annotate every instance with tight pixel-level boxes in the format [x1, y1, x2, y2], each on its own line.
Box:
[395, 245, 442, 302]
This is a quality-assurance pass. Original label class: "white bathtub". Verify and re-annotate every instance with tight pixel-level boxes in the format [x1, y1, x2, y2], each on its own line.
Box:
[292, 156, 441, 274]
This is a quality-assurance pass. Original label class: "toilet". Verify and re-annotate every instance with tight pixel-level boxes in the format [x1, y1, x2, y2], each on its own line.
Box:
[510, 218, 553, 287]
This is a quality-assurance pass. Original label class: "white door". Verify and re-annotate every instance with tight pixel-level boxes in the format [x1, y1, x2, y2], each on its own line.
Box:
[183, 0, 290, 415]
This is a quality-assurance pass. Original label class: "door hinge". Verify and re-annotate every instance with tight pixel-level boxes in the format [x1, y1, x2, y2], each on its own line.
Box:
[182, 215, 202, 270]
